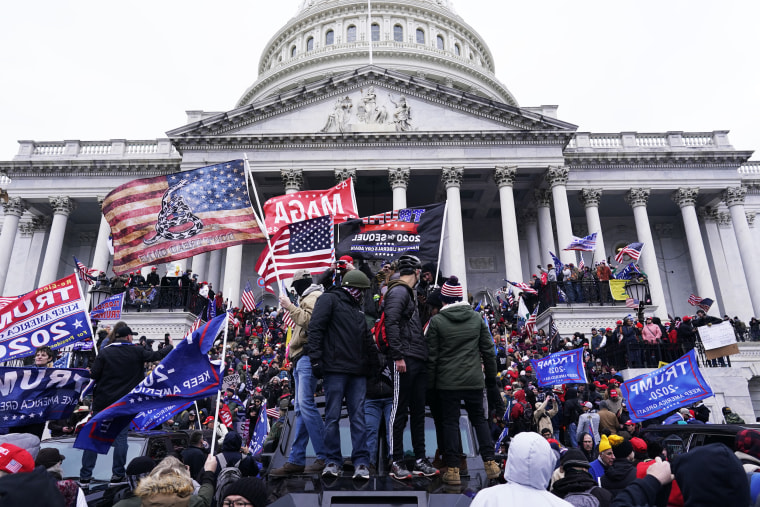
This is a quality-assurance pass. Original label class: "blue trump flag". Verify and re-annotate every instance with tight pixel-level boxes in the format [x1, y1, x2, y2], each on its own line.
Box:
[75, 312, 229, 454]
[89, 293, 125, 321]
[249, 399, 269, 456]
[0, 367, 91, 427]
[531, 348, 588, 387]
[621, 349, 713, 423]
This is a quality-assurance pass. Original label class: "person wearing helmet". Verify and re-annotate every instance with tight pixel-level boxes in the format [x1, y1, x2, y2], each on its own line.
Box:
[383, 255, 439, 479]
[307, 269, 375, 479]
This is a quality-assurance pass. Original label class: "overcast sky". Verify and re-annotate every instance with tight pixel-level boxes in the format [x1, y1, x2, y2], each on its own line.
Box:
[1, 0, 757, 160]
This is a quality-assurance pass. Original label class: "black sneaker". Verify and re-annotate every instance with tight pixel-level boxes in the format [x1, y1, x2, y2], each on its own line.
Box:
[109, 475, 126, 485]
[413, 458, 439, 477]
[390, 461, 412, 480]
[77, 479, 90, 491]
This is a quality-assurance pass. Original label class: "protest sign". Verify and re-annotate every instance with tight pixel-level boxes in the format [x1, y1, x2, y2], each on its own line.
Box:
[621, 349, 713, 423]
[0, 274, 94, 362]
[0, 367, 91, 426]
[531, 348, 588, 387]
[223, 374, 240, 390]
[89, 293, 125, 321]
[697, 321, 740, 359]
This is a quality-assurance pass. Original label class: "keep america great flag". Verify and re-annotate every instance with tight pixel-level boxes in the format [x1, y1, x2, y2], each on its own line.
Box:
[103, 160, 265, 275]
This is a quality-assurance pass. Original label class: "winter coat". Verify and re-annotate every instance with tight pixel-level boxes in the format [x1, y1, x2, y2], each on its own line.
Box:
[598, 403, 619, 435]
[672, 443, 750, 506]
[601, 458, 638, 498]
[564, 388, 583, 426]
[308, 286, 373, 376]
[284, 284, 323, 362]
[641, 324, 662, 343]
[577, 412, 601, 444]
[426, 301, 497, 390]
[113, 471, 216, 507]
[610, 475, 663, 507]
[534, 397, 559, 434]
[552, 468, 613, 506]
[383, 279, 427, 362]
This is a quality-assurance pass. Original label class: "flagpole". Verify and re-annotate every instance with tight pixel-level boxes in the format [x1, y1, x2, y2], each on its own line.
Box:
[209, 312, 230, 457]
[193, 401, 201, 430]
[434, 200, 448, 287]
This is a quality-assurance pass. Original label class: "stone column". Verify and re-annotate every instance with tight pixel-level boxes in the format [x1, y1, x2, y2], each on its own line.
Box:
[522, 210, 541, 277]
[723, 187, 760, 317]
[494, 166, 522, 282]
[90, 197, 112, 279]
[625, 189, 667, 319]
[442, 167, 467, 294]
[335, 168, 356, 184]
[546, 166, 575, 265]
[223, 245, 243, 308]
[192, 253, 209, 284]
[21, 217, 50, 292]
[388, 167, 409, 210]
[207, 249, 223, 289]
[579, 188, 607, 263]
[39, 196, 76, 287]
[281, 168, 303, 195]
[672, 188, 720, 316]
[535, 189, 555, 265]
[0, 197, 27, 295]
[714, 211, 753, 319]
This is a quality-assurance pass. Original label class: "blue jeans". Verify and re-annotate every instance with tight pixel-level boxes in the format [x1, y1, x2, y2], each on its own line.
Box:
[288, 356, 326, 465]
[568, 422, 578, 448]
[80, 424, 129, 480]
[564, 281, 576, 303]
[323, 373, 369, 467]
[364, 397, 392, 466]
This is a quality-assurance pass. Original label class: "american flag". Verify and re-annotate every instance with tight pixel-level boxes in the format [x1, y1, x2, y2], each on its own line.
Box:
[615, 242, 644, 263]
[564, 233, 597, 252]
[266, 407, 280, 419]
[4, 459, 23, 474]
[102, 160, 265, 275]
[688, 294, 714, 312]
[255, 215, 334, 285]
[74, 256, 98, 286]
[549, 316, 561, 351]
[578, 256, 585, 270]
[241, 281, 257, 312]
[525, 306, 538, 336]
[507, 288, 515, 307]
[625, 297, 640, 309]
[282, 309, 295, 329]
[506, 280, 538, 295]
[550, 251, 564, 276]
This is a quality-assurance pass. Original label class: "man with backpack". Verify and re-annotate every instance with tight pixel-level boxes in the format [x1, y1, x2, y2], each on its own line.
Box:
[214, 431, 259, 504]
[509, 389, 534, 437]
[551, 448, 612, 506]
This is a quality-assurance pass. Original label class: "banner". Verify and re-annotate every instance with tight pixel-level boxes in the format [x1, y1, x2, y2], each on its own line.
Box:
[531, 348, 588, 387]
[609, 280, 630, 301]
[222, 374, 240, 390]
[621, 349, 713, 423]
[75, 313, 228, 454]
[0, 367, 91, 427]
[263, 178, 358, 235]
[697, 321, 736, 350]
[0, 274, 94, 362]
[103, 160, 265, 275]
[89, 293, 125, 321]
[336, 202, 446, 261]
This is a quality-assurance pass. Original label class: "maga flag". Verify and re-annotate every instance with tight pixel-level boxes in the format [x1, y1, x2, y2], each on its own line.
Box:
[89, 293, 125, 321]
[249, 399, 270, 456]
[564, 233, 597, 252]
[103, 160, 265, 275]
[74, 313, 228, 454]
[336, 202, 445, 261]
[531, 348, 588, 387]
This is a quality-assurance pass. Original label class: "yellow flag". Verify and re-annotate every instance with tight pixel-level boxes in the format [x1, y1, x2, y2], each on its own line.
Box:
[609, 280, 630, 301]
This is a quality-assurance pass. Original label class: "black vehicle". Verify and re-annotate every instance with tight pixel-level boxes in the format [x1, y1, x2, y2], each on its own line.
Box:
[262, 397, 501, 506]
[640, 423, 760, 457]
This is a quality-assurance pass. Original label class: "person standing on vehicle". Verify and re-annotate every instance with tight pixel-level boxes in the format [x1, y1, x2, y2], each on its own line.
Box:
[308, 270, 375, 479]
[78, 325, 172, 488]
[426, 276, 501, 485]
[385, 254, 439, 479]
[270, 269, 327, 476]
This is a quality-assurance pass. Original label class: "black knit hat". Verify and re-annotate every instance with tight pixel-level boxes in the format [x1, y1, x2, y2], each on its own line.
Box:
[560, 448, 590, 469]
[222, 477, 268, 507]
[611, 437, 634, 459]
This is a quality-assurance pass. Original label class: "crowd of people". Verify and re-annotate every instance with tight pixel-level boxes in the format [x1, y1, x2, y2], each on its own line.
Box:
[0, 253, 757, 506]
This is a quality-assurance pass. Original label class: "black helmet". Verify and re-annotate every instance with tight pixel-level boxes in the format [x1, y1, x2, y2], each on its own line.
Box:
[341, 270, 371, 289]
[396, 254, 422, 275]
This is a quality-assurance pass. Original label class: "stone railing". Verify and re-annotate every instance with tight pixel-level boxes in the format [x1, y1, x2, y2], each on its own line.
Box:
[738, 161, 760, 175]
[567, 131, 730, 151]
[16, 139, 179, 160]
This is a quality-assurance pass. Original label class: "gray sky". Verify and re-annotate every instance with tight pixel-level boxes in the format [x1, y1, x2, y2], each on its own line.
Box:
[1, 0, 757, 160]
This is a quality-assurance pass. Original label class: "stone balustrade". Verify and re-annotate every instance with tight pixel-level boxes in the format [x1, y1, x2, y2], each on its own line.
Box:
[15, 139, 179, 160]
[567, 131, 730, 151]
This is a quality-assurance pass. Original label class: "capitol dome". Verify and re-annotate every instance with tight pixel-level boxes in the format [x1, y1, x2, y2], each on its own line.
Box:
[236, 0, 518, 107]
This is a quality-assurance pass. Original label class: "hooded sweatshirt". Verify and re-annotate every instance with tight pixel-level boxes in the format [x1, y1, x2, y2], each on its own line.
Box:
[470, 432, 572, 507]
[672, 443, 749, 507]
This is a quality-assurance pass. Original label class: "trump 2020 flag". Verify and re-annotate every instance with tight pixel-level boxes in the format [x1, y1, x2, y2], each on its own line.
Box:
[531, 348, 588, 387]
[89, 293, 125, 321]
[103, 160, 266, 275]
[564, 233, 597, 252]
[621, 349, 713, 423]
[74, 313, 228, 454]
[249, 399, 270, 456]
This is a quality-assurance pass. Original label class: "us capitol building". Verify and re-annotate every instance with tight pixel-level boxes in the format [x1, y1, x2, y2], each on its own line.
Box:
[2, 0, 760, 417]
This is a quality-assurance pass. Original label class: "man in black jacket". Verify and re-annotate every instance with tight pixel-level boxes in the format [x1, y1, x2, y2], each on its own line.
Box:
[384, 254, 438, 480]
[308, 270, 374, 480]
[79, 325, 172, 487]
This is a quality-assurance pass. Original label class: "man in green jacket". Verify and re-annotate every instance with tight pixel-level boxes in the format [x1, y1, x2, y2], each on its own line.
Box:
[426, 275, 501, 485]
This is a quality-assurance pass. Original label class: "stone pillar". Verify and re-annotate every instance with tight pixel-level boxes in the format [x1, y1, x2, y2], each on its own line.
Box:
[713, 211, 753, 319]
[579, 188, 607, 263]
[494, 166, 522, 282]
[208, 249, 223, 290]
[442, 167, 467, 294]
[192, 253, 209, 284]
[625, 188, 668, 319]
[723, 187, 760, 317]
[90, 197, 112, 279]
[535, 189, 555, 265]
[0, 197, 27, 295]
[281, 168, 303, 195]
[546, 166, 575, 265]
[39, 196, 76, 287]
[335, 168, 356, 184]
[672, 188, 720, 317]
[223, 245, 243, 308]
[522, 210, 541, 277]
[388, 167, 409, 210]
[21, 217, 50, 292]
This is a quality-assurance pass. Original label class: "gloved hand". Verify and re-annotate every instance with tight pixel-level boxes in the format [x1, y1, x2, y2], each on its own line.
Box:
[311, 361, 324, 379]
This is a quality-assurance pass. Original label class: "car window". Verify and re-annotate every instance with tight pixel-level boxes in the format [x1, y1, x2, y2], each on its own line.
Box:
[699, 433, 736, 450]
[43, 439, 143, 482]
